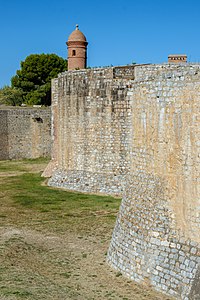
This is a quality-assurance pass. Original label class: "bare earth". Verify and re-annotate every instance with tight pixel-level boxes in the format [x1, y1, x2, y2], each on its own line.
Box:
[0, 160, 173, 300]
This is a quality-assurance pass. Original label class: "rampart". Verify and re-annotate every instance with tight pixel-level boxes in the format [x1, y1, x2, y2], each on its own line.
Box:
[46, 64, 200, 299]
[0, 107, 51, 160]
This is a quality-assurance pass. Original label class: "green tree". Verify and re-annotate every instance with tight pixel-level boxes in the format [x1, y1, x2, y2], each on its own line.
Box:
[11, 53, 67, 106]
[0, 86, 24, 106]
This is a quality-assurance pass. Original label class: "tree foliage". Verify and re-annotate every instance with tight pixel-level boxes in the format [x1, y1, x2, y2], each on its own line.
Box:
[11, 53, 67, 106]
[0, 86, 24, 106]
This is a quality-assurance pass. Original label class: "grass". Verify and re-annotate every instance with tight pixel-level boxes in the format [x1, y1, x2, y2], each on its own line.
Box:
[0, 167, 120, 235]
[12, 173, 119, 210]
[0, 157, 49, 172]
[0, 159, 173, 300]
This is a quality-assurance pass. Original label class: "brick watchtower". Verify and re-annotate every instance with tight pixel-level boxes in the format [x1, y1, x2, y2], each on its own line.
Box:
[66, 25, 88, 70]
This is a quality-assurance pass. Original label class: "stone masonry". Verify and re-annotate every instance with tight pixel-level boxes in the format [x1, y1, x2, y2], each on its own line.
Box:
[45, 67, 133, 195]
[45, 64, 200, 299]
[0, 107, 51, 160]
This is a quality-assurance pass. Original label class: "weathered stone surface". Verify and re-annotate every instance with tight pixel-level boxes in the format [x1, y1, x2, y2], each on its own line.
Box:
[46, 64, 200, 299]
[0, 107, 51, 160]
[189, 266, 200, 299]
[46, 67, 131, 195]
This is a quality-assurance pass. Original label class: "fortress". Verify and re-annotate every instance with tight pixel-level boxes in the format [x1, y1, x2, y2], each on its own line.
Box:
[44, 62, 200, 299]
[43, 26, 200, 299]
[0, 25, 198, 299]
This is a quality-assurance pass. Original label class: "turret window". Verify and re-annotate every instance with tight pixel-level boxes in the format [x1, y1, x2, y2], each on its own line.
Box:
[72, 50, 76, 56]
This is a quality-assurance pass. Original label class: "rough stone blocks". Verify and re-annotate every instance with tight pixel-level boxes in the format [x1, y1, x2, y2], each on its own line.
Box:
[46, 64, 200, 299]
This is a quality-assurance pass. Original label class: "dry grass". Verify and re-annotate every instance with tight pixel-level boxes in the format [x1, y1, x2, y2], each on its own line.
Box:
[0, 159, 173, 300]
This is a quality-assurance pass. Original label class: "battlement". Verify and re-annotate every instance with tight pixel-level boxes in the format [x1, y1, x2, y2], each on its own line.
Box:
[57, 62, 200, 82]
[168, 54, 187, 63]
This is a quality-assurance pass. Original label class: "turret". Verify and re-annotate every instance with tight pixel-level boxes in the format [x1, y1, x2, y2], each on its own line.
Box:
[66, 25, 88, 70]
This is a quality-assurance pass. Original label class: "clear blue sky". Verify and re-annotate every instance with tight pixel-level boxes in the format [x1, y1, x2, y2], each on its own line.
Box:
[0, 0, 200, 88]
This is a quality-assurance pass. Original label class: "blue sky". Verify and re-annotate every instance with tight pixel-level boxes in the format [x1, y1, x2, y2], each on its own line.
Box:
[0, 0, 200, 87]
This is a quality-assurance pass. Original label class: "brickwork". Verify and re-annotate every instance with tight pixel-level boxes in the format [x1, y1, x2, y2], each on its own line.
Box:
[0, 107, 51, 160]
[46, 64, 200, 299]
[66, 25, 88, 70]
[168, 54, 187, 63]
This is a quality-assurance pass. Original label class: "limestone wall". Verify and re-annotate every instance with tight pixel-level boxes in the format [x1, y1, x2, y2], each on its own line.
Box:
[47, 67, 132, 195]
[47, 64, 200, 299]
[0, 110, 9, 160]
[108, 64, 200, 300]
[0, 107, 51, 160]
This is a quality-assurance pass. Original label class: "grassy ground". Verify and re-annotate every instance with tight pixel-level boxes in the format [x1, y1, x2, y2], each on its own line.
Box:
[0, 159, 173, 300]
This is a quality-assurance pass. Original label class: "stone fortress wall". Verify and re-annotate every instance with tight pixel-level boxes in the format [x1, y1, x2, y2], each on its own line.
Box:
[46, 63, 200, 299]
[46, 66, 133, 195]
[0, 107, 51, 160]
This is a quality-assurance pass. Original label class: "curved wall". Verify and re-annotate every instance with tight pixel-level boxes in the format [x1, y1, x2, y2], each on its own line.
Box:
[47, 64, 200, 299]
[107, 65, 200, 299]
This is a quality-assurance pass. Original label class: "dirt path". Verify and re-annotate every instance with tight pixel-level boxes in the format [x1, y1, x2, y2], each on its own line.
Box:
[0, 225, 173, 300]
